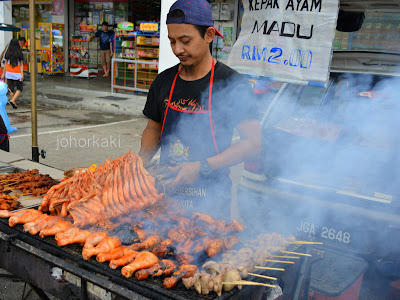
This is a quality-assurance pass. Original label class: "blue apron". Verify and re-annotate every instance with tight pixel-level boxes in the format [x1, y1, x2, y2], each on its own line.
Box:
[160, 60, 231, 220]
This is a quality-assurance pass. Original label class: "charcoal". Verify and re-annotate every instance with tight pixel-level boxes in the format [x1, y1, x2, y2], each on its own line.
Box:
[109, 224, 139, 245]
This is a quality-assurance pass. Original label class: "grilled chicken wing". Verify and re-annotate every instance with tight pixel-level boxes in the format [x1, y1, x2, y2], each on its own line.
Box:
[0, 209, 12, 218]
[223, 235, 239, 250]
[96, 246, 131, 263]
[57, 228, 91, 247]
[176, 253, 195, 265]
[129, 235, 161, 251]
[9, 209, 42, 227]
[192, 212, 215, 224]
[163, 265, 198, 289]
[121, 251, 159, 278]
[39, 220, 73, 238]
[23, 214, 49, 233]
[83, 232, 108, 249]
[225, 219, 244, 232]
[205, 238, 224, 258]
[152, 259, 178, 277]
[28, 216, 61, 235]
[109, 250, 138, 269]
[82, 236, 121, 260]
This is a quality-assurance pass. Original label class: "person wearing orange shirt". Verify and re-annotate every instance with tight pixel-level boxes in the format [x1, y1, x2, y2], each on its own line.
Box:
[1, 39, 24, 109]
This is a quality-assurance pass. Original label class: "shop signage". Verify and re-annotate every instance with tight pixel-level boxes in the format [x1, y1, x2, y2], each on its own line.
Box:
[228, 0, 339, 87]
[118, 22, 134, 31]
[139, 23, 159, 32]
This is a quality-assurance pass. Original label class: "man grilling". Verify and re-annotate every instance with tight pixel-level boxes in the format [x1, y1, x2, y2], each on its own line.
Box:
[139, 0, 261, 220]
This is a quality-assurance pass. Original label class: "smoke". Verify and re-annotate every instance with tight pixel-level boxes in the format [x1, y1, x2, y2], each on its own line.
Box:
[237, 71, 400, 261]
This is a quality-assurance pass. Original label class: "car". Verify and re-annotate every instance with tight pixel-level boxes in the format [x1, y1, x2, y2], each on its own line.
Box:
[236, 5, 400, 299]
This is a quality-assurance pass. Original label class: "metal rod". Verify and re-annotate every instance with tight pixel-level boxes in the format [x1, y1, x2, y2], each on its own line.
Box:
[29, 0, 39, 162]
[80, 279, 88, 300]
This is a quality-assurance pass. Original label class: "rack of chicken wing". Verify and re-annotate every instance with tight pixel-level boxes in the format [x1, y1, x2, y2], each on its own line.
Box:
[0, 169, 58, 211]
[0, 151, 321, 296]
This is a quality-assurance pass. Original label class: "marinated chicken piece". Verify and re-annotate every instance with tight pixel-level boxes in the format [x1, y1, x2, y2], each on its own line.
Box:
[23, 214, 49, 233]
[96, 246, 131, 263]
[57, 228, 91, 247]
[213, 270, 225, 296]
[28, 216, 61, 235]
[192, 239, 206, 254]
[176, 239, 194, 254]
[163, 265, 198, 289]
[151, 244, 175, 257]
[191, 212, 215, 224]
[209, 220, 226, 232]
[130, 235, 161, 251]
[82, 236, 122, 260]
[200, 273, 213, 295]
[225, 219, 244, 232]
[0, 209, 12, 218]
[121, 251, 159, 278]
[9, 209, 42, 227]
[223, 235, 239, 250]
[205, 238, 224, 258]
[39, 220, 73, 238]
[223, 269, 242, 291]
[109, 250, 139, 269]
[83, 232, 108, 249]
[167, 227, 189, 244]
[135, 263, 162, 280]
[152, 259, 178, 277]
[182, 276, 196, 289]
[176, 253, 194, 265]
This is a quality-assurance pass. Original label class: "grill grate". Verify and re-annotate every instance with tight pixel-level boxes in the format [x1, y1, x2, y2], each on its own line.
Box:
[0, 218, 283, 300]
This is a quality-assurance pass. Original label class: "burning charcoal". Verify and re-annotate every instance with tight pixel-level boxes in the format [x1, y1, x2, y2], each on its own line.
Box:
[109, 224, 139, 245]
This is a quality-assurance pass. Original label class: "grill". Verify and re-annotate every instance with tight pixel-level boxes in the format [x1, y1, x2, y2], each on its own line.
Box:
[0, 216, 306, 300]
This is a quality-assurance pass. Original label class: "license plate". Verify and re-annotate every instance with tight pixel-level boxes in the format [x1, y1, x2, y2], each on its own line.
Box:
[296, 220, 351, 244]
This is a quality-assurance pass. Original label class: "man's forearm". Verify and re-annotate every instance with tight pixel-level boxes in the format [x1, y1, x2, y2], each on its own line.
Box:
[207, 138, 260, 171]
[207, 119, 261, 171]
[138, 127, 161, 164]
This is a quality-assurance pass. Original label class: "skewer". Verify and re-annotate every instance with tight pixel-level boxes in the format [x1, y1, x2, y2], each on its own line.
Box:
[19, 196, 41, 201]
[222, 281, 276, 288]
[265, 259, 295, 264]
[287, 241, 323, 245]
[255, 266, 285, 271]
[282, 251, 312, 257]
[248, 273, 277, 281]
[271, 255, 300, 259]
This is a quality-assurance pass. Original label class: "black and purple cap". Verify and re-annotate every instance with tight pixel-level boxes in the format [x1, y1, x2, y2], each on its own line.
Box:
[166, 0, 224, 38]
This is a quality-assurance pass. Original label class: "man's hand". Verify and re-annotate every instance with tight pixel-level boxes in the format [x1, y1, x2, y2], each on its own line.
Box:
[168, 161, 201, 188]
[1, 73, 4, 80]
[20, 74, 24, 81]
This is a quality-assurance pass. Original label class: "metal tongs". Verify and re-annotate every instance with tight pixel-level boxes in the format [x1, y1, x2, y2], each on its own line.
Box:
[144, 160, 177, 193]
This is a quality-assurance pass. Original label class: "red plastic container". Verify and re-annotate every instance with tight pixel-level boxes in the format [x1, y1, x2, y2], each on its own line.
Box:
[308, 250, 368, 300]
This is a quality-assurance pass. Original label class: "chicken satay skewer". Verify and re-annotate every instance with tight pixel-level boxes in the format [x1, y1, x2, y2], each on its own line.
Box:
[282, 251, 312, 257]
[286, 241, 323, 245]
[271, 255, 300, 259]
[247, 273, 277, 281]
[222, 281, 276, 288]
[255, 266, 285, 271]
[265, 259, 295, 264]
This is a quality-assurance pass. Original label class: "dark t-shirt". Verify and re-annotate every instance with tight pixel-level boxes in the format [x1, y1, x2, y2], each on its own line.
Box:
[95, 30, 114, 50]
[143, 61, 256, 153]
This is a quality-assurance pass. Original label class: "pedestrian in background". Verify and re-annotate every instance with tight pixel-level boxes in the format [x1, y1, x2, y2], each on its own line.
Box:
[1, 39, 24, 109]
[88, 21, 114, 78]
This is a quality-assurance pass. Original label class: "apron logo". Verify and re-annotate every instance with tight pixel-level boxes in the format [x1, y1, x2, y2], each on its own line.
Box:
[169, 139, 189, 164]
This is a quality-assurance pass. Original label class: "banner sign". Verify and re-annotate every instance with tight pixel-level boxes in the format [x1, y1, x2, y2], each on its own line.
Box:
[228, 0, 339, 87]
[139, 22, 159, 32]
